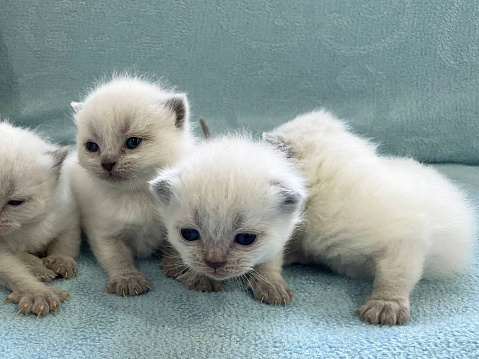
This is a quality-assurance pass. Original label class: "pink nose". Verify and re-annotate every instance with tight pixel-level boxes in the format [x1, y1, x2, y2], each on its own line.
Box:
[101, 162, 116, 172]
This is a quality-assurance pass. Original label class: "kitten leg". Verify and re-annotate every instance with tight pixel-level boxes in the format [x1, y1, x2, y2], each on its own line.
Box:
[247, 251, 294, 305]
[90, 234, 150, 296]
[43, 219, 81, 279]
[356, 250, 423, 325]
[0, 252, 69, 315]
[160, 248, 222, 292]
[16, 252, 57, 283]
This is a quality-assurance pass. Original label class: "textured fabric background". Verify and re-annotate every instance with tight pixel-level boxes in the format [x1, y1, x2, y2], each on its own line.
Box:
[0, 167, 478, 358]
[0, 1, 478, 163]
[1, 2, 479, 358]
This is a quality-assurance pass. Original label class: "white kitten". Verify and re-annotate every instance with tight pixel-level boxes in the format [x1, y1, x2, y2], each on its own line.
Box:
[263, 109, 476, 325]
[150, 135, 306, 304]
[0, 122, 80, 315]
[70, 75, 195, 296]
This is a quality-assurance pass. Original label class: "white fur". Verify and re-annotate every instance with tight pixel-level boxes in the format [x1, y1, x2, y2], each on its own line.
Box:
[264, 109, 477, 324]
[150, 135, 306, 304]
[70, 75, 195, 296]
[0, 122, 80, 315]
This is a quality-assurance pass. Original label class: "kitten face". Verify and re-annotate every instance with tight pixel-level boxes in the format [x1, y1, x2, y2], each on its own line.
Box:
[151, 137, 306, 280]
[0, 123, 61, 237]
[73, 76, 192, 185]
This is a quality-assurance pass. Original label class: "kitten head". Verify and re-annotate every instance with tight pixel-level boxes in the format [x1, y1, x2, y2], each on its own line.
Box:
[72, 75, 194, 185]
[150, 136, 306, 280]
[0, 122, 68, 237]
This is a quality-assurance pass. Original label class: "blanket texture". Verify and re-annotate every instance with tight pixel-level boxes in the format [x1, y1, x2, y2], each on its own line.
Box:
[0, 164, 478, 358]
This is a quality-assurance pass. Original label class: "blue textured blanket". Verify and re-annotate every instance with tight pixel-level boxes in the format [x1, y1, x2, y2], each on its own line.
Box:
[0, 164, 477, 358]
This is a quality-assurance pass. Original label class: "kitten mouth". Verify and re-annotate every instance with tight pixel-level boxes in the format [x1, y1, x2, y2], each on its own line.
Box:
[100, 171, 129, 182]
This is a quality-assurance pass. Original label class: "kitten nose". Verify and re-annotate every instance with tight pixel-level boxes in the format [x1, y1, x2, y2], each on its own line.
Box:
[101, 162, 116, 172]
[205, 261, 225, 270]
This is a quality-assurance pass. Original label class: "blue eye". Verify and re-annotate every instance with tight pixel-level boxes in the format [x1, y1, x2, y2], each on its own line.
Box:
[8, 200, 24, 206]
[126, 137, 142, 149]
[86, 142, 99, 152]
[180, 228, 201, 241]
[235, 233, 257, 246]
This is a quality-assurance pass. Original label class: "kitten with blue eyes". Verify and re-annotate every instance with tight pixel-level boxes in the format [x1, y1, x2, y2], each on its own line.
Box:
[70, 75, 195, 296]
[263, 110, 476, 325]
[0, 122, 80, 315]
[150, 136, 306, 304]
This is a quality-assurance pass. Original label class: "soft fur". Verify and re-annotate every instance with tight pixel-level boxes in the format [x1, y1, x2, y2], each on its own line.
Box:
[70, 75, 195, 296]
[150, 135, 306, 304]
[0, 122, 80, 315]
[263, 109, 477, 325]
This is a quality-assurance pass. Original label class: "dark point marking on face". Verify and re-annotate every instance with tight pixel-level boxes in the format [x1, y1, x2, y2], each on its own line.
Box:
[233, 213, 244, 231]
[120, 119, 131, 135]
[193, 210, 201, 227]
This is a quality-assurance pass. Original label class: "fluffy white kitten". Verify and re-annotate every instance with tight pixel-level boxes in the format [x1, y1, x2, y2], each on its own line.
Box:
[0, 122, 80, 315]
[150, 136, 306, 304]
[263, 109, 476, 325]
[70, 75, 195, 296]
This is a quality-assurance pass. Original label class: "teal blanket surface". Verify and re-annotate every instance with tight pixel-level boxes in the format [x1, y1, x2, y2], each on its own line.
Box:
[0, 165, 478, 358]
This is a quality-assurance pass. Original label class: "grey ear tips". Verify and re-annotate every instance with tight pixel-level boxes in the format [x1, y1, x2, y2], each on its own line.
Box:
[271, 181, 306, 213]
[166, 94, 189, 128]
[262, 132, 273, 141]
[263, 133, 294, 159]
[149, 176, 173, 205]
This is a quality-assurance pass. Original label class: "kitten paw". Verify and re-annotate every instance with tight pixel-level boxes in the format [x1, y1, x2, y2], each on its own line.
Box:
[43, 254, 78, 279]
[30, 266, 58, 283]
[247, 276, 294, 305]
[5, 287, 70, 316]
[160, 255, 188, 278]
[356, 299, 410, 325]
[106, 273, 150, 296]
[177, 271, 222, 292]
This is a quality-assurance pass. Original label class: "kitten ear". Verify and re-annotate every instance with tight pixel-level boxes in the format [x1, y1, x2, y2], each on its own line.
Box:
[70, 102, 84, 114]
[165, 94, 189, 129]
[48, 147, 69, 180]
[263, 132, 294, 158]
[149, 169, 179, 205]
[271, 182, 306, 214]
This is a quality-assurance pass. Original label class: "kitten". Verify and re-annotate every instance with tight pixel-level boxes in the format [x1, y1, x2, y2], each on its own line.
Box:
[70, 75, 195, 296]
[0, 121, 80, 315]
[263, 109, 476, 325]
[150, 135, 306, 304]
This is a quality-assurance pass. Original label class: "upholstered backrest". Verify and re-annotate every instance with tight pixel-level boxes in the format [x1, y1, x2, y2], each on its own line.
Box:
[1, 1, 478, 163]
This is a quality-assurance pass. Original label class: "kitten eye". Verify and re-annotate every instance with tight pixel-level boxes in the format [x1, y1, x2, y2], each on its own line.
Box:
[7, 200, 24, 206]
[235, 233, 257, 246]
[86, 142, 99, 152]
[126, 137, 142, 149]
[180, 228, 201, 241]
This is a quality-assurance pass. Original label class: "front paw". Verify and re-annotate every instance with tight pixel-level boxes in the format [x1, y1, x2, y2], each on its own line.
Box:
[247, 275, 293, 305]
[106, 272, 150, 296]
[176, 271, 222, 292]
[43, 254, 78, 279]
[356, 298, 410, 325]
[30, 266, 57, 283]
[5, 287, 70, 316]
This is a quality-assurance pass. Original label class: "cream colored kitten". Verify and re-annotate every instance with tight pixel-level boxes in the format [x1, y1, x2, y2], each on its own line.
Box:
[150, 135, 306, 304]
[263, 109, 476, 325]
[70, 75, 195, 296]
[0, 122, 80, 315]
